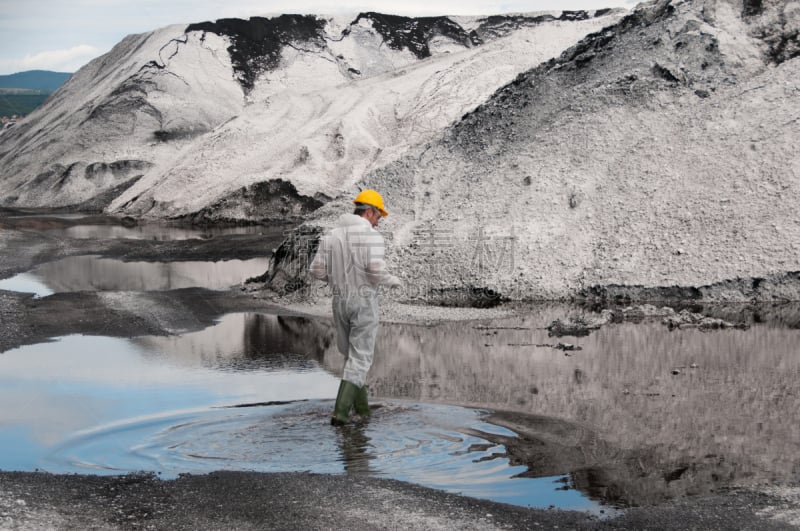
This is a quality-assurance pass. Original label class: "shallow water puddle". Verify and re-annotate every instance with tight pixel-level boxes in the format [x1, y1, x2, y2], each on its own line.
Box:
[46, 402, 600, 511]
[0, 255, 270, 295]
[0, 313, 608, 513]
[45, 223, 286, 241]
[7, 212, 90, 220]
[239, 306, 800, 507]
[0, 272, 54, 297]
[6, 306, 796, 511]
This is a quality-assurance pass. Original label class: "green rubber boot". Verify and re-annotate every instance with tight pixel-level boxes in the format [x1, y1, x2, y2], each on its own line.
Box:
[331, 380, 359, 426]
[354, 385, 370, 417]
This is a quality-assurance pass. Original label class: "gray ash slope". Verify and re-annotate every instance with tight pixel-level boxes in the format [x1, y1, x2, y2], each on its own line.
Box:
[0, 10, 621, 223]
[279, 0, 800, 303]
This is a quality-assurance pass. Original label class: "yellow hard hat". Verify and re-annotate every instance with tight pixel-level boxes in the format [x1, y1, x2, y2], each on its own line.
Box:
[353, 189, 388, 217]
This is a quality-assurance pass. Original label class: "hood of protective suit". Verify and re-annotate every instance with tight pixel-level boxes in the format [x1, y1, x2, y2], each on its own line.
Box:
[336, 213, 372, 229]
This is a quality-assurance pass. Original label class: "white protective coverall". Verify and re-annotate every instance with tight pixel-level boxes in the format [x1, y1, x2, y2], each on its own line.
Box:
[309, 213, 400, 387]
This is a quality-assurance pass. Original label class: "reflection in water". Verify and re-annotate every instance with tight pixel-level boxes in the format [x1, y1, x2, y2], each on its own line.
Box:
[45, 400, 606, 513]
[0, 313, 609, 512]
[8, 213, 89, 220]
[136, 314, 331, 371]
[0, 272, 54, 297]
[4, 306, 799, 509]
[0, 256, 270, 294]
[0, 330, 338, 448]
[47, 224, 286, 241]
[267, 305, 800, 506]
[336, 422, 374, 474]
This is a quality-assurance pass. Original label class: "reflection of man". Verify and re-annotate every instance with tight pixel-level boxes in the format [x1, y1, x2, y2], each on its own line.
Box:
[336, 423, 374, 473]
[309, 189, 401, 425]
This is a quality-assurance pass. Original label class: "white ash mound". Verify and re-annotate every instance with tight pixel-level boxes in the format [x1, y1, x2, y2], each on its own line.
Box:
[0, 11, 622, 223]
[269, 0, 800, 304]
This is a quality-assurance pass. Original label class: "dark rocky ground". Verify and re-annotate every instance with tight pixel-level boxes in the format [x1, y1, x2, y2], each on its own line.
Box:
[1, 470, 798, 530]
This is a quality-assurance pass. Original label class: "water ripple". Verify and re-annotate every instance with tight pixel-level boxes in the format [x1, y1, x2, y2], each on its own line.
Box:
[46, 400, 610, 513]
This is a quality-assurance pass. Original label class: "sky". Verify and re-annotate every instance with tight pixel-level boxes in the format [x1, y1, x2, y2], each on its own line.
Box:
[0, 0, 636, 75]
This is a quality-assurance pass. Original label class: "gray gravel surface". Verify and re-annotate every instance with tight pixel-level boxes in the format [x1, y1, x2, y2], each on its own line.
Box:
[1, 471, 799, 530]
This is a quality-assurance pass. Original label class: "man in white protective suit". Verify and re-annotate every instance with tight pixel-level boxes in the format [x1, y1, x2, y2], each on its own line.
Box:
[309, 189, 402, 425]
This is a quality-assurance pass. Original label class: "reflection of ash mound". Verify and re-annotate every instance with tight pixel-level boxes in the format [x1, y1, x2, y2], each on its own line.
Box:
[546, 303, 756, 336]
[485, 410, 743, 508]
[663, 309, 751, 331]
[423, 286, 506, 308]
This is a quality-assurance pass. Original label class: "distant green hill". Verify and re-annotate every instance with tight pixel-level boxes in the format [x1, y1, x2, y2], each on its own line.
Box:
[0, 90, 51, 117]
[0, 70, 72, 92]
[0, 70, 71, 117]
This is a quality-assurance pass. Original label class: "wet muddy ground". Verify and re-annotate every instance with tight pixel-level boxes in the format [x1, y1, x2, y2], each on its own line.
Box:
[1, 208, 800, 529]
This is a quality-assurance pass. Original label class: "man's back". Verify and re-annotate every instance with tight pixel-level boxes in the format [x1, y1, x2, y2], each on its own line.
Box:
[310, 213, 398, 296]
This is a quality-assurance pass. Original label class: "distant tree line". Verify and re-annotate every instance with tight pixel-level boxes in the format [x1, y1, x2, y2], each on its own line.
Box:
[0, 70, 71, 119]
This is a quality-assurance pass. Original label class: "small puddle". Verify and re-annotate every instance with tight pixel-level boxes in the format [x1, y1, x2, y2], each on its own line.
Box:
[5, 211, 91, 220]
[1, 210, 290, 241]
[49, 402, 600, 512]
[0, 255, 269, 295]
[45, 224, 284, 241]
[0, 313, 611, 514]
[0, 273, 55, 297]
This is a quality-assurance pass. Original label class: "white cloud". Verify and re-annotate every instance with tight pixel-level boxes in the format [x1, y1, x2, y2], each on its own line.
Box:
[0, 45, 100, 74]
